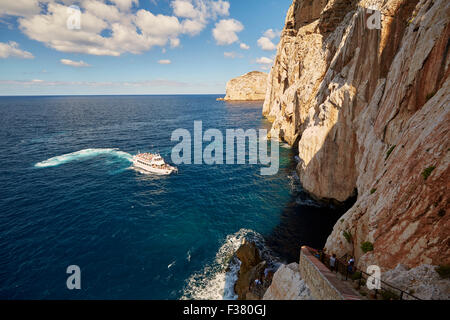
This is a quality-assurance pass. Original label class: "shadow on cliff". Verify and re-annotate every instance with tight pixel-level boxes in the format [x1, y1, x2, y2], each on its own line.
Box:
[265, 149, 357, 263]
[265, 1, 420, 263]
[265, 191, 356, 263]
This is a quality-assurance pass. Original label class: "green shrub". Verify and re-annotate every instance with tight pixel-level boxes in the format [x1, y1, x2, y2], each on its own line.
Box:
[370, 188, 377, 194]
[361, 241, 374, 253]
[351, 271, 362, 281]
[381, 290, 400, 300]
[422, 166, 435, 180]
[343, 230, 353, 243]
[435, 265, 450, 279]
[340, 219, 345, 223]
[385, 145, 396, 160]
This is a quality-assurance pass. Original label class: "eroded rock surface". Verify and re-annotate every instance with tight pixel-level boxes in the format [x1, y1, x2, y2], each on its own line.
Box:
[223, 71, 268, 101]
[263, 0, 450, 272]
[263, 263, 313, 300]
[383, 264, 450, 300]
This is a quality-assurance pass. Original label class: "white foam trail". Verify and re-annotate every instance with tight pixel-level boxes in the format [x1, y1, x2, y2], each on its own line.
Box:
[35, 148, 133, 168]
[180, 229, 272, 300]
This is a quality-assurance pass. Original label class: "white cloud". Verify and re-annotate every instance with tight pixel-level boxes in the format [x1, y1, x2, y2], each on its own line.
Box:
[172, 0, 198, 19]
[172, 0, 230, 36]
[0, 41, 34, 59]
[263, 28, 280, 39]
[19, 3, 120, 56]
[170, 38, 180, 48]
[60, 59, 91, 67]
[212, 18, 243, 45]
[109, 0, 138, 11]
[224, 51, 236, 58]
[172, 0, 230, 20]
[240, 43, 250, 50]
[182, 19, 205, 36]
[135, 10, 182, 39]
[256, 57, 273, 64]
[257, 36, 276, 51]
[158, 59, 172, 64]
[256, 56, 273, 70]
[210, 0, 230, 18]
[5, 0, 232, 56]
[0, 0, 41, 17]
[82, 0, 122, 22]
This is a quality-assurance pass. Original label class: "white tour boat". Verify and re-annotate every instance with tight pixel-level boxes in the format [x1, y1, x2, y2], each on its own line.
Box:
[132, 152, 177, 175]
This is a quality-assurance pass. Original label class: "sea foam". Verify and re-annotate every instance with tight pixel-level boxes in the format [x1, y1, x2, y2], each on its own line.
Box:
[34, 148, 133, 168]
[180, 229, 280, 300]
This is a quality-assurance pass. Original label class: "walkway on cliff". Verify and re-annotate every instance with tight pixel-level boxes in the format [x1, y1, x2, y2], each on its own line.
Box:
[299, 246, 420, 300]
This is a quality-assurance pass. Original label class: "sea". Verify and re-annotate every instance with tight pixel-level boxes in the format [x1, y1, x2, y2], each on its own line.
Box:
[0, 95, 347, 299]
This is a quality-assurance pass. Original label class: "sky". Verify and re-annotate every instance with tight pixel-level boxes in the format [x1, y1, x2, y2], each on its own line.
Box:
[0, 0, 292, 95]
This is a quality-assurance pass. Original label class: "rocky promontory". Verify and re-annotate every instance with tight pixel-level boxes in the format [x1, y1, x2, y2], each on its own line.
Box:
[220, 71, 268, 101]
[231, 240, 271, 300]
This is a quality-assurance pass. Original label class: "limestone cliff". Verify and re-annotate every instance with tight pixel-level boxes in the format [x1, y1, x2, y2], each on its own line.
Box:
[263, 0, 449, 270]
[263, 263, 312, 300]
[223, 71, 268, 101]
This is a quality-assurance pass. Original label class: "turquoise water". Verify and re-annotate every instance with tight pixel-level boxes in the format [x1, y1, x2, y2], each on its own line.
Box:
[0, 95, 299, 299]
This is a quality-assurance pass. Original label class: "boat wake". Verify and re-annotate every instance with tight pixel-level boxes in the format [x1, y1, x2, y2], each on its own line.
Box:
[34, 148, 133, 168]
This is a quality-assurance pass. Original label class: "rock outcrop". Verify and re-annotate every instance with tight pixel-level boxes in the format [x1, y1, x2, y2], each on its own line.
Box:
[383, 264, 450, 300]
[232, 240, 275, 300]
[263, 0, 450, 271]
[223, 71, 268, 101]
[263, 263, 313, 300]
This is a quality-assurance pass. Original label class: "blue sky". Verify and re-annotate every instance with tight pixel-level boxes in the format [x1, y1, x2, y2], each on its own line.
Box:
[0, 0, 291, 95]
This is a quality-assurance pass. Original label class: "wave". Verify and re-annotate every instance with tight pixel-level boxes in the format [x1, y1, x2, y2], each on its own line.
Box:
[180, 229, 280, 300]
[34, 148, 133, 168]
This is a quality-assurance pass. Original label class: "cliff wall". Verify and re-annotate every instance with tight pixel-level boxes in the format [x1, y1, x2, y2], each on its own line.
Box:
[263, 0, 450, 270]
[223, 71, 268, 101]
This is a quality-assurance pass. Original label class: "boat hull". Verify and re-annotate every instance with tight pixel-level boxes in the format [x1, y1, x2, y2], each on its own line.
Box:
[132, 159, 176, 175]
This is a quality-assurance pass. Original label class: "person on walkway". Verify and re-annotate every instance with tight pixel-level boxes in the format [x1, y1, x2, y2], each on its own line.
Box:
[320, 248, 327, 263]
[330, 253, 336, 271]
[347, 259, 355, 275]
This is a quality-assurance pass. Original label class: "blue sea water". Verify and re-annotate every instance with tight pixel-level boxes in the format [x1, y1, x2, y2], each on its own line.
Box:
[0, 95, 348, 300]
[0, 95, 300, 299]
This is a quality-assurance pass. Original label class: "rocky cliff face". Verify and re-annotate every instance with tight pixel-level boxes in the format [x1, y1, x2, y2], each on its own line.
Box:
[223, 71, 268, 101]
[263, 263, 313, 300]
[264, 0, 449, 270]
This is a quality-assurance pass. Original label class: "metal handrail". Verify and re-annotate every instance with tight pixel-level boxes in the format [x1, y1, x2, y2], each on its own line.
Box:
[308, 247, 421, 300]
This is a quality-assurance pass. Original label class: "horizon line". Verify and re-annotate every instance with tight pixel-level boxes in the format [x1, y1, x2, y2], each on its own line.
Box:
[0, 93, 226, 97]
